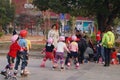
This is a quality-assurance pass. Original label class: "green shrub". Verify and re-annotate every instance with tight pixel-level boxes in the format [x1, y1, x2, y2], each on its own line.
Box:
[90, 33, 96, 45]
[0, 32, 3, 37]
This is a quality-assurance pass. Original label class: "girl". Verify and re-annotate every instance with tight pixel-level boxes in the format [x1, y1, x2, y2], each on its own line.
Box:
[53, 36, 70, 71]
[40, 38, 55, 67]
[67, 35, 80, 69]
[111, 48, 118, 65]
[1, 34, 21, 76]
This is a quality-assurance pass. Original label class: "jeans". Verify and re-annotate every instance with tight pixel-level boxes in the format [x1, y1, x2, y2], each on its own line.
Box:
[104, 47, 111, 66]
[96, 45, 101, 62]
[101, 46, 105, 61]
[14, 51, 28, 70]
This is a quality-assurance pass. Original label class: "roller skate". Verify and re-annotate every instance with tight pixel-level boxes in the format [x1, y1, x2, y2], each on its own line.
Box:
[21, 70, 29, 77]
[52, 66, 57, 70]
[75, 63, 80, 69]
[60, 67, 65, 71]
[0, 70, 7, 76]
[66, 62, 71, 69]
[14, 70, 18, 76]
[40, 62, 45, 68]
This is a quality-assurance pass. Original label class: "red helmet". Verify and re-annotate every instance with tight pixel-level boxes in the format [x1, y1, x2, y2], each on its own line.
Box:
[19, 30, 28, 38]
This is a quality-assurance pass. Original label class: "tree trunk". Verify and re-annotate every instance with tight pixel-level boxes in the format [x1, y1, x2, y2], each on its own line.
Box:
[71, 16, 76, 34]
[0, 25, 3, 32]
[97, 14, 107, 32]
[97, 13, 116, 32]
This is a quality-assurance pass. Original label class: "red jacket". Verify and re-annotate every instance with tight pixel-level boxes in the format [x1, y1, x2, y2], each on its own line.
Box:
[96, 30, 101, 41]
[8, 42, 21, 58]
[111, 51, 117, 59]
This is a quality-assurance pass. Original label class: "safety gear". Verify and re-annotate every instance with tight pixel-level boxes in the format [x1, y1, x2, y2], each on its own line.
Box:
[47, 38, 53, 44]
[71, 35, 77, 41]
[59, 36, 65, 41]
[11, 35, 19, 43]
[19, 30, 28, 38]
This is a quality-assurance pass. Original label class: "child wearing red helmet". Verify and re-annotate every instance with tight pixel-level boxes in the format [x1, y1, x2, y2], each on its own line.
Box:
[14, 30, 28, 76]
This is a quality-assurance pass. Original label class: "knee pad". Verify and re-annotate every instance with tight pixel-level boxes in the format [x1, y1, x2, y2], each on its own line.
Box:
[60, 60, 64, 64]
[67, 62, 71, 66]
[43, 58, 47, 61]
[76, 63, 80, 67]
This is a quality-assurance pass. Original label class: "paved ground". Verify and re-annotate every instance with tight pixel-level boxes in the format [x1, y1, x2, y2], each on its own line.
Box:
[0, 55, 120, 80]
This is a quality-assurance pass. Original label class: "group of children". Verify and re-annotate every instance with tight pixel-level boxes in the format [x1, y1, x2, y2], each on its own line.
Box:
[40, 32, 120, 71]
[40, 35, 81, 71]
[1, 30, 31, 77]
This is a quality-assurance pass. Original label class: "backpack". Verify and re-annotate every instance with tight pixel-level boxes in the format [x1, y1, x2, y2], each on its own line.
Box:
[107, 33, 114, 48]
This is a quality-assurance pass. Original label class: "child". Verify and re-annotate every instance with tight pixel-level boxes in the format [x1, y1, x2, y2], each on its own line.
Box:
[110, 48, 118, 65]
[1, 34, 21, 76]
[14, 30, 28, 75]
[53, 36, 70, 71]
[65, 36, 72, 65]
[67, 35, 79, 69]
[24, 38, 31, 74]
[40, 38, 55, 67]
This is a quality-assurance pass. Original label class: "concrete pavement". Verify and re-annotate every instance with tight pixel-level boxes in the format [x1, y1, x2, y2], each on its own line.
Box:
[0, 56, 120, 80]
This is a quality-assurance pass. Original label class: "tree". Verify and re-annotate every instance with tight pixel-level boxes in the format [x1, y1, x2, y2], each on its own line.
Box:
[0, 0, 15, 32]
[33, 0, 120, 32]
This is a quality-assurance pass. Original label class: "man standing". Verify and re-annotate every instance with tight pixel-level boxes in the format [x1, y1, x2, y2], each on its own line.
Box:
[101, 26, 115, 67]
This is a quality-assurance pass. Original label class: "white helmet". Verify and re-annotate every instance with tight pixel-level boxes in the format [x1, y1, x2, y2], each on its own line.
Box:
[59, 36, 65, 41]
[71, 35, 77, 41]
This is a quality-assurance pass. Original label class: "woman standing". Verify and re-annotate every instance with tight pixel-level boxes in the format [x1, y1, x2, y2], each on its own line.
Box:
[48, 24, 59, 47]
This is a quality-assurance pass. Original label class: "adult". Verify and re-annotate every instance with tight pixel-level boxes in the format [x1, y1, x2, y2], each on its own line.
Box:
[48, 24, 59, 47]
[75, 30, 82, 40]
[78, 34, 88, 63]
[101, 26, 115, 67]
